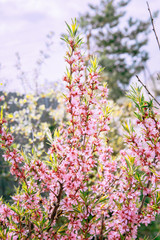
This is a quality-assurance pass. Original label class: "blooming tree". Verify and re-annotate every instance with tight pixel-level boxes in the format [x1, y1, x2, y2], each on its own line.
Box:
[0, 20, 160, 240]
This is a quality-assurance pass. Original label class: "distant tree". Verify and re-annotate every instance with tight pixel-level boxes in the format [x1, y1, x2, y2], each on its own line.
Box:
[79, 0, 155, 100]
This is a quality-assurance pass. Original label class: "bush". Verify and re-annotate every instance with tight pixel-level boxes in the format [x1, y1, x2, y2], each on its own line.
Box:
[0, 20, 159, 240]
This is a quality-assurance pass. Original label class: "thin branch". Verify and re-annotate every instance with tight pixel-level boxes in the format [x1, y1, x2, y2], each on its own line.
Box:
[147, 1, 160, 51]
[100, 213, 104, 240]
[46, 181, 63, 233]
[138, 180, 151, 215]
[94, 227, 97, 240]
[152, 231, 160, 240]
[136, 75, 160, 106]
[50, 181, 63, 223]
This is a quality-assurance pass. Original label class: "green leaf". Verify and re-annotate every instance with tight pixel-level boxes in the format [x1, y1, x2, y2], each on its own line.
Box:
[134, 112, 141, 120]
[46, 128, 53, 143]
[65, 21, 72, 36]
[10, 206, 20, 215]
[57, 223, 68, 234]
[80, 190, 90, 202]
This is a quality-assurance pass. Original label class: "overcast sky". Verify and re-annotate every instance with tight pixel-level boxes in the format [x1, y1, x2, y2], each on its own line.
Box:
[0, 0, 160, 93]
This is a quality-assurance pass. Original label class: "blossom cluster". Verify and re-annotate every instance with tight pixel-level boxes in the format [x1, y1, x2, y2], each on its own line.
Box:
[0, 20, 159, 240]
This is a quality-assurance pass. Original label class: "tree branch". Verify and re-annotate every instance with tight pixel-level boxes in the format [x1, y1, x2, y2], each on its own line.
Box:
[147, 1, 160, 51]
[50, 181, 63, 223]
[138, 180, 151, 215]
[136, 75, 160, 106]
[100, 213, 104, 240]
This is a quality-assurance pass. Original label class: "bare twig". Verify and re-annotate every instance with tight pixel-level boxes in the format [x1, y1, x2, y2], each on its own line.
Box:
[136, 75, 160, 106]
[147, 1, 160, 51]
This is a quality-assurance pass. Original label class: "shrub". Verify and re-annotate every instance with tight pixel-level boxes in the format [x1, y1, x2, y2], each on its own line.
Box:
[0, 20, 159, 240]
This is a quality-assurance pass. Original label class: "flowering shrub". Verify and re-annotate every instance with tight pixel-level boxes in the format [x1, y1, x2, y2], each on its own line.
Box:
[0, 20, 160, 240]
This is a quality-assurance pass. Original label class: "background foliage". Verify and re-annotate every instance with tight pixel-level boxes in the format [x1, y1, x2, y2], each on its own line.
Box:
[79, 0, 157, 100]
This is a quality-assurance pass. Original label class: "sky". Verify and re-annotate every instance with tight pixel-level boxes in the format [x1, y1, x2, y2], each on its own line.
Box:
[0, 0, 160, 93]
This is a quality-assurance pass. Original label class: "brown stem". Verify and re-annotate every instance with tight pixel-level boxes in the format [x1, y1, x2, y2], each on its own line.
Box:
[19, 215, 22, 239]
[99, 213, 104, 240]
[28, 220, 32, 238]
[136, 75, 160, 106]
[147, 1, 160, 51]
[138, 180, 151, 214]
[50, 181, 63, 223]
[25, 219, 34, 240]
[46, 182, 63, 233]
